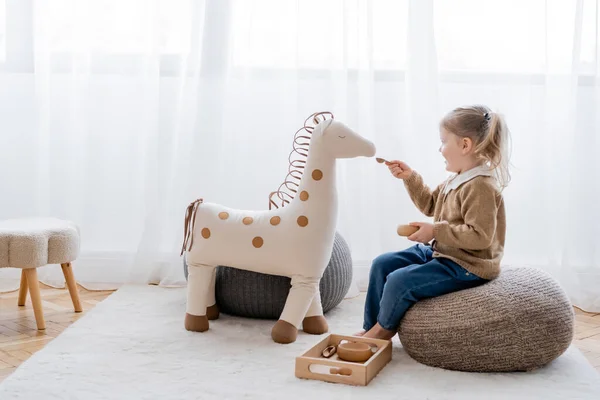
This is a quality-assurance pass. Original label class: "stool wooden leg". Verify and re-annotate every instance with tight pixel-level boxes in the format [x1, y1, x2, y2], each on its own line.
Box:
[61, 263, 82, 312]
[18, 269, 28, 306]
[24, 268, 45, 330]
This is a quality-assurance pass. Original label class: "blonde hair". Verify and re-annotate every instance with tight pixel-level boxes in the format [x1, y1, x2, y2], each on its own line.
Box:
[440, 105, 512, 189]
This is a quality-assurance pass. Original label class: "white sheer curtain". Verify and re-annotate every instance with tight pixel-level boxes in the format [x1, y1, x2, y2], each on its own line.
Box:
[0, 0, 598, 310]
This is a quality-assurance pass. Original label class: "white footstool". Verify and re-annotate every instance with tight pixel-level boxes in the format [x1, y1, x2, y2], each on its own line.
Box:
[0, 218, 82, 330]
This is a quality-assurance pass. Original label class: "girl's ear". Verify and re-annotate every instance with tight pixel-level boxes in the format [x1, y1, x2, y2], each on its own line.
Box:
[462, 137, 474, 154]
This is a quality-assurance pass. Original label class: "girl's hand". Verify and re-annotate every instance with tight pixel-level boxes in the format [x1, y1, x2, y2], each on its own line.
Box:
[386, 160, 413, 180]
[407, 222, 434, 244]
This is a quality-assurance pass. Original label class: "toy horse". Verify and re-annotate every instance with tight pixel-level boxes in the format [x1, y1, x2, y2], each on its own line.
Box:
[180, 112, 376, 344]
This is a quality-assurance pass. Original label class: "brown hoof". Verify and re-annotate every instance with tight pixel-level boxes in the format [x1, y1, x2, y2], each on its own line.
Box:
[185, 313, 209, 332]
[302, 315, 329, 335]
[271, 320, 298, 344]
[207, 304, 220, 320]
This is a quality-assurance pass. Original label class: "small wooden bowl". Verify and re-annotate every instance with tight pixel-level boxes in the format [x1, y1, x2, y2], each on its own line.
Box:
[337, 342, 373, 363]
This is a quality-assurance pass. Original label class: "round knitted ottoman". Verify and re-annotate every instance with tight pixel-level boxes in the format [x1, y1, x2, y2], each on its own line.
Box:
[398, 267, 574, 372]
[183, 231, 353, 318]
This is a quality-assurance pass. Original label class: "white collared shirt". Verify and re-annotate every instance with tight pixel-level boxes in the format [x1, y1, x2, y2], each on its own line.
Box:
[442, 164, 495, 194]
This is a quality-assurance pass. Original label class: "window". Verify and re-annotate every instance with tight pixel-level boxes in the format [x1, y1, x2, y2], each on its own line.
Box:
[0, 0, 597, 76]
[580, 0, 598, 74]
[434, 0, 548, 73]
[230, 0, 599, 75]
[39, 0, 191, 55]
[231, 0, 408, 70]
[0, 0, 5, 63]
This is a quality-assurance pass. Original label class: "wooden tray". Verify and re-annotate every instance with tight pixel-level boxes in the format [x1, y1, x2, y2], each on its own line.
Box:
[295, 334, 392, 386]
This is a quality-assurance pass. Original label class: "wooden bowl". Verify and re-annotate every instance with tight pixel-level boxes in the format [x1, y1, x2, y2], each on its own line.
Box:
[337, 342, 373, 363]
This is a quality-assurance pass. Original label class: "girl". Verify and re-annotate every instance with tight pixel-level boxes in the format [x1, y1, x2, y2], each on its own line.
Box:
[357, 105, 511, 340]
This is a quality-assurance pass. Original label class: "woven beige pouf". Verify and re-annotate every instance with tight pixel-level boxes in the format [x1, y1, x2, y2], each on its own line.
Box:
[0, 218, 82, 330]
[398, 267, 574, 372]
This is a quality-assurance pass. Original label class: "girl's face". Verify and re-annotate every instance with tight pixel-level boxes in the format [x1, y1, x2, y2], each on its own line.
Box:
[439, 128, 469, 173]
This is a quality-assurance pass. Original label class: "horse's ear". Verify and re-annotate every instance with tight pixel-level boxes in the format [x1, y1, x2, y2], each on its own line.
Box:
[319, 119, 334, 133]
[312, 111, 333, 125]
[320, 119, 343, 137]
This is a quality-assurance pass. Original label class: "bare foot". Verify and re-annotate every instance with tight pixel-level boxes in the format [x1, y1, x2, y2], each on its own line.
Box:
[362, 323, 395, 340]
[353, 329, 366, 337]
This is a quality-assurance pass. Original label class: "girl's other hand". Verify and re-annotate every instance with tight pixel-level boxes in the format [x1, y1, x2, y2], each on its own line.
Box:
[386, 160, 413, 180]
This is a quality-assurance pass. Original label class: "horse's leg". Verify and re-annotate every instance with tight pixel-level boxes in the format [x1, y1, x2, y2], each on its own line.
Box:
[302, 287, 329, 335]
[185, 262, 216, 332]
[206, 266, 219, 320]
[272, 275, 319, 344]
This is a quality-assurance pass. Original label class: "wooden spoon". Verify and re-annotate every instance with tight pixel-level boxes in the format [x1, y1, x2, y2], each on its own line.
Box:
[375, 157, 389, 164]
[321, 345, 337, 358]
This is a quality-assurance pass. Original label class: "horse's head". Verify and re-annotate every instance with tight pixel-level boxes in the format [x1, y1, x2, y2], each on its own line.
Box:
[313, 117, 376, 159]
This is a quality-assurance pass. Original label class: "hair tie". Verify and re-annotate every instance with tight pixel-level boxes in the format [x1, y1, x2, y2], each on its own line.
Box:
[484, 112, 491, 121]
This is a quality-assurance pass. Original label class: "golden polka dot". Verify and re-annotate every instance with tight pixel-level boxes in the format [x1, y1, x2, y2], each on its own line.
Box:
[218, 212, 229, 220]
[252, 236, 264, 248]
[300, 191, 309, 201]
[243, 217, 254, 225]
[270, 216, 281, 226]
[312, 169, 323, 181]
[297, 216, 309, 227]
[201, 228, 211, 239]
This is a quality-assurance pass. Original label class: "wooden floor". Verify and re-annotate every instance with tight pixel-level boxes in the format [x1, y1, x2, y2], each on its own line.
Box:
[573, 307, 600, 372]
[0, 283, 116, 382]
[0, 286, 599, 383]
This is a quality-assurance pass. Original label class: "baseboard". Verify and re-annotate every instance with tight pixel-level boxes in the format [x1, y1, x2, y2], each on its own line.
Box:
[352, 262, 371, 292]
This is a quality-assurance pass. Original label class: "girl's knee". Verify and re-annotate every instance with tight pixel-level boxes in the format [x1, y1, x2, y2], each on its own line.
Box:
[370, 253, 395, 275]
[385, 268, 413, 289]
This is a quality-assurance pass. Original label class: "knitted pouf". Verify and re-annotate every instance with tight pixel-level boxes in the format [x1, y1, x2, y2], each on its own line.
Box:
[398, 267, 574, 372]
[183, 231, 353, 318]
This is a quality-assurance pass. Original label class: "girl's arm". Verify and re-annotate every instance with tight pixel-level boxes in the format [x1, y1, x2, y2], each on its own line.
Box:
[403, 171, 443, 217]
[433, 180, 499, 250]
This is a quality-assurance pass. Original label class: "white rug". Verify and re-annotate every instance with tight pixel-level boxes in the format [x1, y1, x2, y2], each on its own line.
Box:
[1, 285, 600, 400]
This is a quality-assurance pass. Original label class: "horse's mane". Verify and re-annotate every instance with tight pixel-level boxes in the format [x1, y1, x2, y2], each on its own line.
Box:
[268, 111, 334, 210]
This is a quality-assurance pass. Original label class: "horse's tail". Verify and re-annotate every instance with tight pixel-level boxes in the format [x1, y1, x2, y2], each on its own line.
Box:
[180, 198, 203, 256]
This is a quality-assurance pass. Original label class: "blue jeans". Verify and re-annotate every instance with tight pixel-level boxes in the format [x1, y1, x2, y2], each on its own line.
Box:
[363, 244, 488, 331]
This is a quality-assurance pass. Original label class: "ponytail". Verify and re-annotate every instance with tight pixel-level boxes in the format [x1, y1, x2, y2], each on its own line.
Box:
[475, 112, 512, 190]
